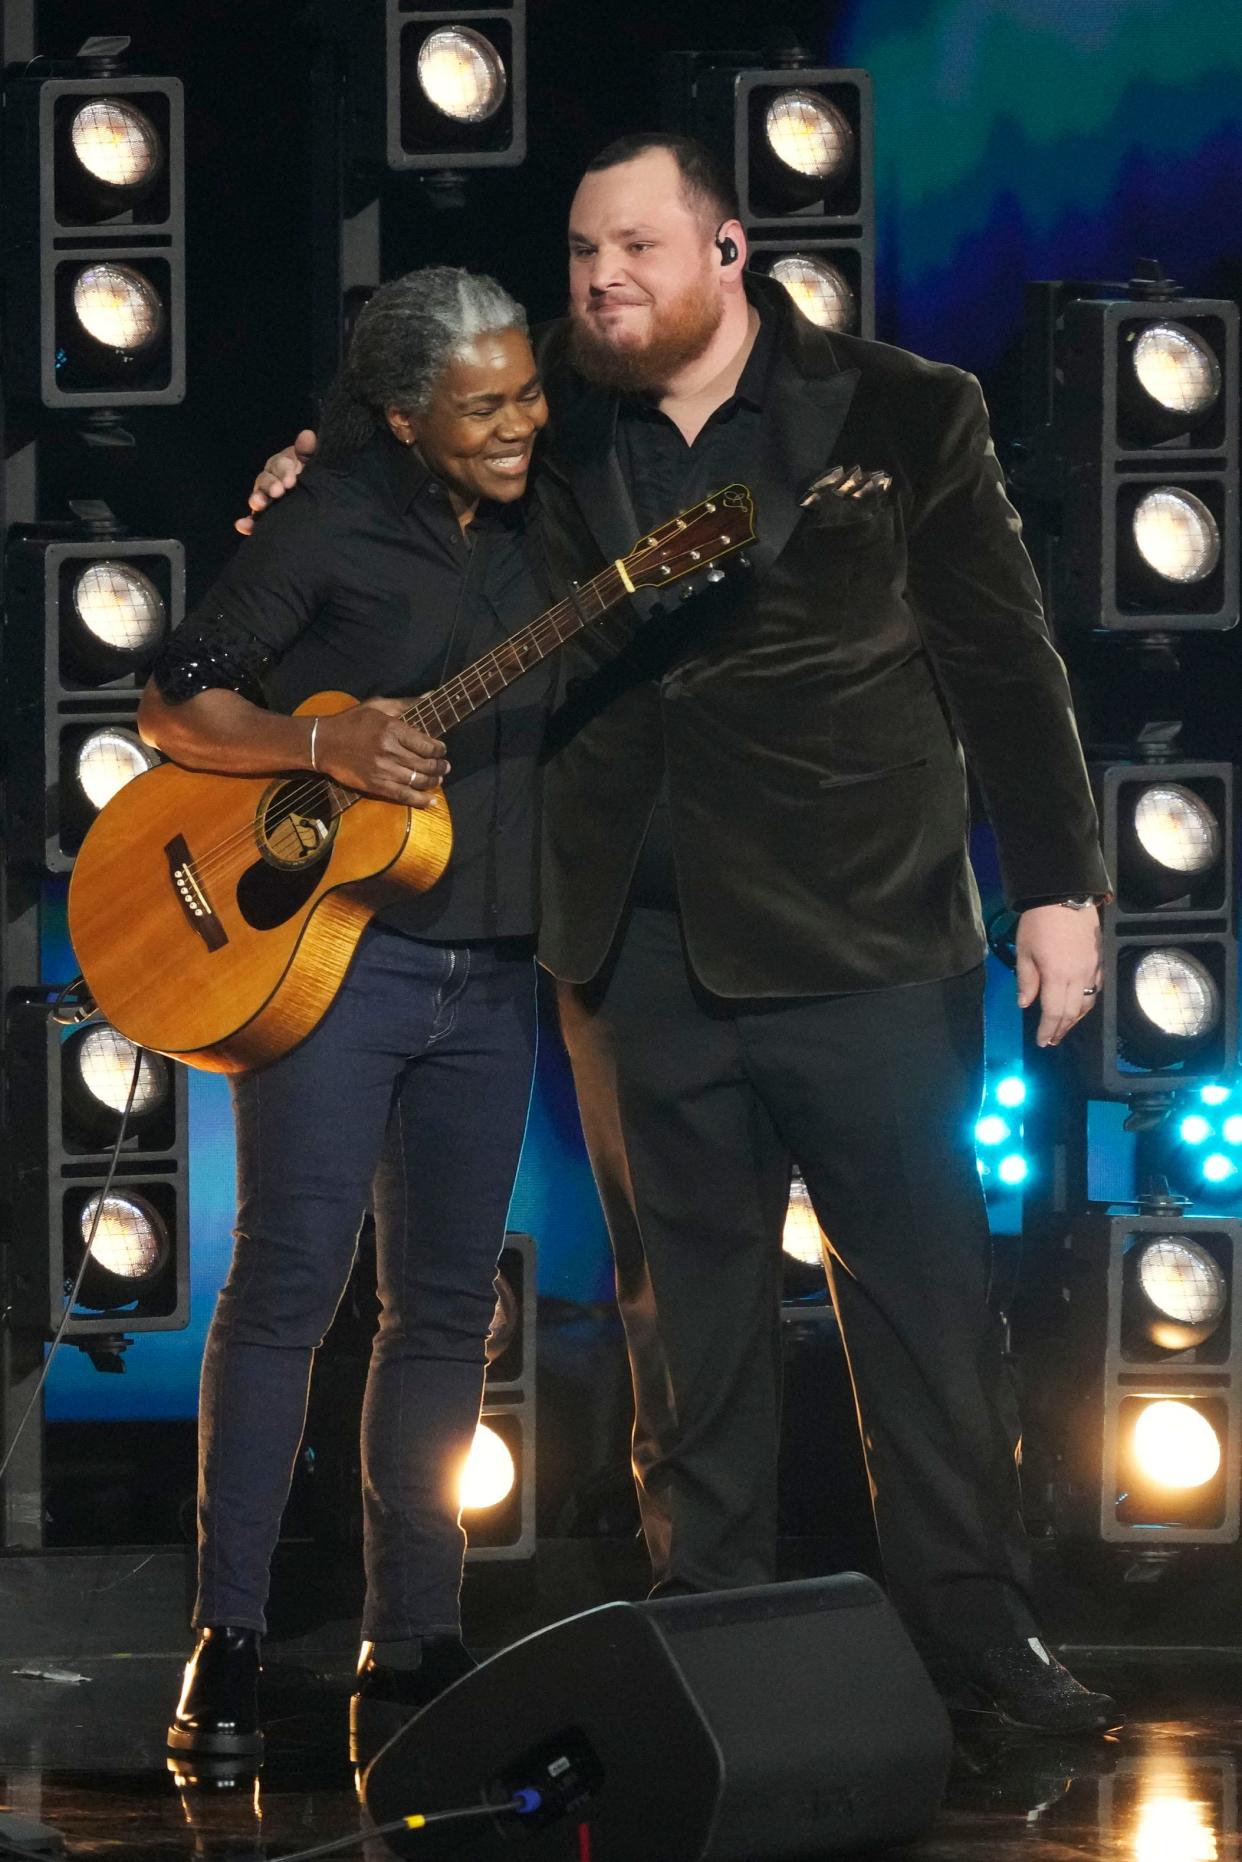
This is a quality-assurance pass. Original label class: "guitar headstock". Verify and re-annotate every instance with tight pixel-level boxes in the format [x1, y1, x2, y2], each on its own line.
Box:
[624, 484, 756, 592]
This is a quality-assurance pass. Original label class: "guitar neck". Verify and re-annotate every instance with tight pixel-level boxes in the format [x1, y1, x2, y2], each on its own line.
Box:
[402, 560, 630, 737]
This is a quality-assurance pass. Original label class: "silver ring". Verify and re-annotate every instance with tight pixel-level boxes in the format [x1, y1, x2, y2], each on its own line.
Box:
[1082, 985, 1099, 997]
[408, 769, 420, 788]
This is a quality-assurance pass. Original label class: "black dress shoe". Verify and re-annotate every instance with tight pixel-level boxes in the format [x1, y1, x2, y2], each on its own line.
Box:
[349, 1637, 476, 1766]
[168, 1626, 263, 1761]
[943, 1637, 1122, 1735]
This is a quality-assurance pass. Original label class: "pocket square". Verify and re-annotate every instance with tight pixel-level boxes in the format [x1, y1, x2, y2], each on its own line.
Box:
[800, 464, 893, 509]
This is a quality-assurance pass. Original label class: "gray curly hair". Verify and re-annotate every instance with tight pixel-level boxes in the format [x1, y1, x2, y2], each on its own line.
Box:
[317, 265, 528, 466]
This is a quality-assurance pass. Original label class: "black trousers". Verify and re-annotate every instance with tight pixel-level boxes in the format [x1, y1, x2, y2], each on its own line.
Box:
[558, 905, 1036, 1658]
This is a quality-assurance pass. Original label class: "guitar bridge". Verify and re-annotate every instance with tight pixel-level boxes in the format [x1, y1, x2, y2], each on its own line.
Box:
[166, 834, 228, 952]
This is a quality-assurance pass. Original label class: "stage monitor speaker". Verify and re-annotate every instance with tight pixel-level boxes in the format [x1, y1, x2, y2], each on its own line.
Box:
[364, 1572, 952, 1859]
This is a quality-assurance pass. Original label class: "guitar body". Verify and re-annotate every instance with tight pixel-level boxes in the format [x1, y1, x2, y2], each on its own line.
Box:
[67, 692, 453, 1074]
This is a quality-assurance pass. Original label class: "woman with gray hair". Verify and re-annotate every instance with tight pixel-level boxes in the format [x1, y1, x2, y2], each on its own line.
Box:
[140, 266, 550, 1767]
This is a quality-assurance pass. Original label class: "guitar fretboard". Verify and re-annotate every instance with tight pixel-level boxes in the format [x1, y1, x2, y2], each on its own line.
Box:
[401, 562, 627, 737]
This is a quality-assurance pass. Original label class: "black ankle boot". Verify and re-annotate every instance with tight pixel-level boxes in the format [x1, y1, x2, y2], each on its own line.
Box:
[168, 1626, 263, 1760]
[349, 1636, 476, 1766]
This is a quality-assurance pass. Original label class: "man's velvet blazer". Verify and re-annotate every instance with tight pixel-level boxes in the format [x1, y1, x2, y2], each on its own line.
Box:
[532, 277, 1110, 997]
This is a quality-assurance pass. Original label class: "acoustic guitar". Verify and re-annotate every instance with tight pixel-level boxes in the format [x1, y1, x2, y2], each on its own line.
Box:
[67, 485, 756, 1074]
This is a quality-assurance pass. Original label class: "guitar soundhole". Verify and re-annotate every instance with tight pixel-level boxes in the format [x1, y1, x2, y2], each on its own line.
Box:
[255, 778, 340, 870]
[233, 778, 340, 932]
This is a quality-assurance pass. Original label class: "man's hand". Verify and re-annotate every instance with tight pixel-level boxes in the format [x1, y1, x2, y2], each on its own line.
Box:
[235, 428, 318, 536]
[316, 698, 448, 808]
[1015, 904, 1103, 1047]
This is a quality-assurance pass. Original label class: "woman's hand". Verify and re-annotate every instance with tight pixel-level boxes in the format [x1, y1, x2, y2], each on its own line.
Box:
[315, 699, 448, 808]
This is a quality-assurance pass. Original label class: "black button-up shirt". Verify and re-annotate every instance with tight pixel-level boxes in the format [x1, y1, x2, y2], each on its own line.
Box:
[164, 431, 554, 942]
[618, 303, 775, 908]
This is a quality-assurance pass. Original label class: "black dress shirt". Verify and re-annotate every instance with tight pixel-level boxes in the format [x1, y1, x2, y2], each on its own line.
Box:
[158, 431, 554, 942]
[620, 304, 775, 908]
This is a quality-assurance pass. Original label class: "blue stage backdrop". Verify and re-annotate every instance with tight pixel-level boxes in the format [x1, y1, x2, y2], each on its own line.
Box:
[833, 0, 1242, 375]
[43, 0, 1242, 1419]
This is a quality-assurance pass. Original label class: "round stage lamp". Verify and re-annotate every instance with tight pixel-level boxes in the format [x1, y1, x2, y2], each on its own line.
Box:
[1179, 1114, 1212, 1145]
[74, 727, 159, 813]
[62, 1025, 170, 1147]
[72, 262, 165, 355]
[1119, 947, 1220, 1068]
[74, 1190, 169, 1306]
[1202, 1153, 1236, 1186]
[997, 1154, 1028, 1186]
[975, 1115, 1010, 1147]
[417, 27, 507, 123]
[1119, 782, 1223, 909]
[1130, 487, 1221, 586]
[1121, 320, 1222, 443]
[65, 559, 167, 682]
[1128, 1234, 1227, 1351]
[994, 1074, 1026, 1109]
[1200, 1084, 1231, 1107]
[66, 96, 164, 219]
[766, 255, 856, 332]
[460, 1422, 515, 1511]
[1130, 1399, 1221, 1489]
[763, 89, 854, 184]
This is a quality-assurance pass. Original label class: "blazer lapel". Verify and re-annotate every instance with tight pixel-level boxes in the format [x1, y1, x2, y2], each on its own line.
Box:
[744, 317, 860, 580]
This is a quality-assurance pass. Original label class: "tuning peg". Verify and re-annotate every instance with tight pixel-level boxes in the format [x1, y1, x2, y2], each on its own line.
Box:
[706, 566, 725, 584]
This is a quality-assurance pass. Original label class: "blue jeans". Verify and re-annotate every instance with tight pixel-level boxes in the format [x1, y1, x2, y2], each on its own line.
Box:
[193, 924, 537, 1639]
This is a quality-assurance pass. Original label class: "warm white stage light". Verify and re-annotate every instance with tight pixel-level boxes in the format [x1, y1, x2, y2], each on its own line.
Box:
[768, 254, 855, 332]
[1131, 1399, 1221, 1490]
[764, 89, 853, 182]
[1132, 322, 1221, 419]
[73, 1026, 169, 1119]
[1132, 488, 1220, 585]
[460, 1422, 515, 1510]
[72, 262, 164, 352]
[1133, 784, 1221, 876]
[75, 728, 159, 812]
[81, 1191, 167, 1281]
[1135, 1236, 1227, 1328]
[1132, 949, 1219, 1040]
[72, 561, 165, 656]
[417, 27, 507, 123]
[70, 98, 161, 191]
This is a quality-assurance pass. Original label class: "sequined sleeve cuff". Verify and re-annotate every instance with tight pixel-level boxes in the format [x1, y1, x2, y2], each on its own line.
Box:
[151, 610, 276, 706]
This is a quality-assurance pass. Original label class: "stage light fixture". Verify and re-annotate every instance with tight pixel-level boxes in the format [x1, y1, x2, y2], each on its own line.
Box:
[417, 26, 507, 123]
[72, 726, 158, 816]
[1202, 1153, 1236, 1186]
[69, 559, 167, 674]
[1123, 321, 1222, 440]
[3, 1006, 189, 1340]
[61, 1024, 171, 1148]
[1072, 762, 1236, 1096]
[1129, 1234, 1228, 1351]
[1202, 1084, 1232, 1106]
[1224, 1116, 1242, 1145]
[1021, 276, 1238, 635]
[1180, 1114, 1212, 1145]
[460, 1420, 516, 1510]
[998, 1154, 1029, 1186]
[762, 252, 856, 332]
[3, 523, 183, 872]
[782, 1170, 823, 1266]
[1031, 1207, 1242, 1545]
[995, 1074, 1026, 1109]
[1130, 1397, 1222, 1488]
[762, 88, 853, 187]
[662, 54, 873, 334]
[67, 95, 162, 195]
[342, 3, 526, 172]
[975, 1115, 1010, 1147]
[3, 51, 185, 407]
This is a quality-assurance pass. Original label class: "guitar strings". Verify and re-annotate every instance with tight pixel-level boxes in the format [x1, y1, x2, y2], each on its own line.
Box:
[168, 497, 743, 897]
[177, 567, 624, 894]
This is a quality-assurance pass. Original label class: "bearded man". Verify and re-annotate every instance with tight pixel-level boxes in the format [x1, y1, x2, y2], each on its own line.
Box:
[248, 133, 1117, 1734]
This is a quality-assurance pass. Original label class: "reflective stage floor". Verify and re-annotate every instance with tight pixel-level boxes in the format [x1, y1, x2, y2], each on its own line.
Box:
[2, 1647, 1242, 1860]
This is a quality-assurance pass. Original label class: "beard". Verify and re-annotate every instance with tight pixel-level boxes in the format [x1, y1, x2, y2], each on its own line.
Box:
[568, 277, 724, 392]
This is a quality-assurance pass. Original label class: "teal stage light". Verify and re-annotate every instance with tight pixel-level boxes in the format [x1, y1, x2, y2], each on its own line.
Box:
[1224, 1116, 1242, 1146]
[995, 1074, 1026, 1109]
[1201, 1084, 1232, 1106]
[1202, 1153, 1236, 1185]
[998, 1154, 1029, 1186]
[1181, 1114, 1213, 1145]
[975, 1115, 1010, 1147]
